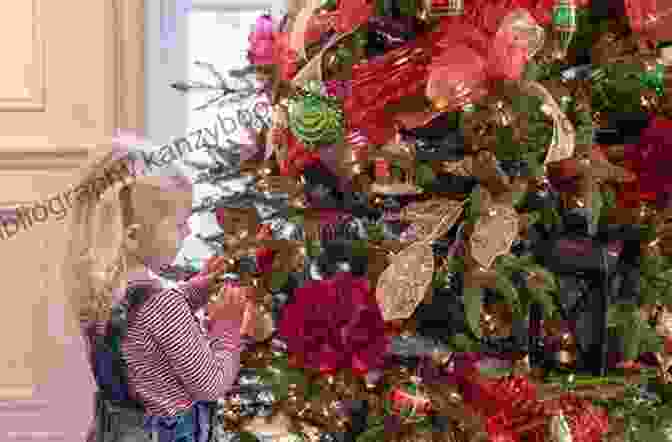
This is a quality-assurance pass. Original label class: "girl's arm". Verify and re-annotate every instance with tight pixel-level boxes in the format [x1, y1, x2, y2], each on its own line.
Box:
[179, 255, 236, 311]
[144, 288, 242, 401]
[178, 278, 211, 312]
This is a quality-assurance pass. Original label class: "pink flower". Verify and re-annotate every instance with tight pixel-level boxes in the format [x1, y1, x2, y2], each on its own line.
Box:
[247, 14, 275, 66]
[278, 272, 389, 374]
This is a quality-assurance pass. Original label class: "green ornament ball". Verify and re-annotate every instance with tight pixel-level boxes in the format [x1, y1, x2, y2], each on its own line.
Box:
[288, 91, 344, 148]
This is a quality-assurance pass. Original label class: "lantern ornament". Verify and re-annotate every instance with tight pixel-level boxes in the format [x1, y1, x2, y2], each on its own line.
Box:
[551, 0, 576, 59]
[423, 0, 464, 18]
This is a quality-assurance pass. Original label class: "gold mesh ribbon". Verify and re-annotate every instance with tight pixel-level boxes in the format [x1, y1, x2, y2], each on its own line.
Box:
[376, 200, 465, 321]
[519, 80, 576, 166]
[497, 9, 546, 60]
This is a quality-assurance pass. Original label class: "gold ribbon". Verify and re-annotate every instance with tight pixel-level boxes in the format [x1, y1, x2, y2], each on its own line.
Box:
[290, 0, 323, 61]
[519, 80, 576, 167]
[497, 9, 546, 60]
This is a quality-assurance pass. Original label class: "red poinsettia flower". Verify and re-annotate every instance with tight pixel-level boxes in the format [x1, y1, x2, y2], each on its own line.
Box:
[618, 117, 672, 207]
[272, 31, 299, 82]
[278, 272, 389, 375]
[279, 131, 321, 177]
[335, 0, 374, 34]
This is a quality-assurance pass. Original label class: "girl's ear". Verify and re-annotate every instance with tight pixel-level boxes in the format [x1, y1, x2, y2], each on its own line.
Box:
[123, 223, 143, 254]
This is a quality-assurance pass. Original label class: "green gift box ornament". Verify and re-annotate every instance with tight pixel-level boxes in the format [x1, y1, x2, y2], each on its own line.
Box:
[551, 0, 576, 59]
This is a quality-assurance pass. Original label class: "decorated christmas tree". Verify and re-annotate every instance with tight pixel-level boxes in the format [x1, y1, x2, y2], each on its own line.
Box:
[152, 0, 672, 440]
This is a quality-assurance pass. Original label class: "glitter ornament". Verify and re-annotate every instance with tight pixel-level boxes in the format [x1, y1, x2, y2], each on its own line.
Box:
[389, 376, 433, 417]
[288, 88, 344, 148]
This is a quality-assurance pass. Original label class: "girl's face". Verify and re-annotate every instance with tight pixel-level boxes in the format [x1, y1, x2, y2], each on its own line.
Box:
[134, 180, 193, 273]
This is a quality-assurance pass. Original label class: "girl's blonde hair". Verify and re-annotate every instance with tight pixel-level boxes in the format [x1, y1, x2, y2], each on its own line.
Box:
[63, 137, 192, 325]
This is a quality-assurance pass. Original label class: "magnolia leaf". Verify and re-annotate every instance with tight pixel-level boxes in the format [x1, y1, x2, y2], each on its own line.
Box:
[528, 287, 556, 318]
[239, 432, 259, 442]
[495, 274, 518, 307]
[623, 321, 642, 362]
[269, 271, 290, 291]
[464, 287, 483, 338]
[466, 186, 481, 224]
[592, 188, 603, 231]
[450, 333, 480, 352]
[524, 61, 541, 81]
[416, 162, 436, 188]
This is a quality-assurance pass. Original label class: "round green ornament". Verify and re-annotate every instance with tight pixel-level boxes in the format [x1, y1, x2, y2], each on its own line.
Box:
[288, 90, 344, 148]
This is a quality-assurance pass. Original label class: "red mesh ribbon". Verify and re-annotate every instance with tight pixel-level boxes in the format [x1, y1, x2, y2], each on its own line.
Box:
[625, 0, 672, 41]
[343, 35, 432, 146]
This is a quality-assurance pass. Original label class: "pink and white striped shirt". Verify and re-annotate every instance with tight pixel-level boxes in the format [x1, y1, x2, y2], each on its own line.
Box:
[83, 278, 242, 441]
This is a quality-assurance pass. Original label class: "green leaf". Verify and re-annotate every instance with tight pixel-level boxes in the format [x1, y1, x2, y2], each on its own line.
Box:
[446, 255, 465, 274]
[305, 239, 321, 257]
[356, 424, 386, 442]
[495, 274, 519, 309]
[591, 189, 603, 232]
[524, 61, 541, 81]
[432, 270, 449, 289]
[528, 287, 557, 318]
[449, 333, 480, 352]
[466, 186, 482, 225]
[238, 432, 259, 442]
[269, 271, 289, 291]
[351, 239, 369, 257]
[463, 287, 483, 338]
[415, 162, 436, 189]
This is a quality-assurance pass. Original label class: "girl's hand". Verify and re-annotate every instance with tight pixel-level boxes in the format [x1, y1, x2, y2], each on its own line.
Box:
[200, 255, 233, 280]
[240, 298, 257, 337]
[207, 286, 253, 323]
[188, 256, 234, 289]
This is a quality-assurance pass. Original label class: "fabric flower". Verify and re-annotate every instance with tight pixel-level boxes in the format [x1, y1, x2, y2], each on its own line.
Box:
[273, 31, 299, 82]
[625, 0, 672, 41]
[618, 117, 672, 207]
[335, 0, 374, 34]
[278, 272, 389, 374]
[248, 14, 275, 66]
[279, 131, 321, 177]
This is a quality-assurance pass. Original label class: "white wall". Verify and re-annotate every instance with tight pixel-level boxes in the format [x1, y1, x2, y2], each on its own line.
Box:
[144, 0, 286, 269]
[144, 0, 286, 144]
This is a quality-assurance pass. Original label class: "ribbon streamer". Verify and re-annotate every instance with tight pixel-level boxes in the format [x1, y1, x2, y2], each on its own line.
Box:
[520, 80, 576, 166]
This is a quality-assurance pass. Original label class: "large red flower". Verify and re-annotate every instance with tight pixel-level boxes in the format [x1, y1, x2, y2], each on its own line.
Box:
[618, 117, 672, 207]
[278, 272, 389, 375]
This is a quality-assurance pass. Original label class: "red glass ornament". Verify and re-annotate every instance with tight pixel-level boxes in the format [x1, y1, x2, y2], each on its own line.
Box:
[374, 159, 391, 178]
[389, 383, 433, 416]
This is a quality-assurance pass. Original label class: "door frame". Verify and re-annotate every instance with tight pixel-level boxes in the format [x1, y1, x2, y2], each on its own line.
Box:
[115, 0, 145, 135]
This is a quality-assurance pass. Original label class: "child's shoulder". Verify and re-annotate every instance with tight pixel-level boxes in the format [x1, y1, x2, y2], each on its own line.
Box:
[137, 286, 190, 318]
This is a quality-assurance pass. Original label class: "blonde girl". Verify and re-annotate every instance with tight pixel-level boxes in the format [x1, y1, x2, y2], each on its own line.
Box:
[63, 141, 253, 442]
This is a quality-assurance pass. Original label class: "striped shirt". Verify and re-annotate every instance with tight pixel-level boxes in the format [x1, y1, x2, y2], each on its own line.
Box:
[83, 279, 242, 441]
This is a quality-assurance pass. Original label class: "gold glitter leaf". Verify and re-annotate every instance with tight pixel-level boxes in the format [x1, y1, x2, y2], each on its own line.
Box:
[469, 201, 519, 269]
[376, 200, 464, 321]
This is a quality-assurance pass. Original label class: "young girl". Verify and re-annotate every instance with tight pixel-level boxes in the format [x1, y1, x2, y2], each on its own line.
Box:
[63, 142, 254, 442]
